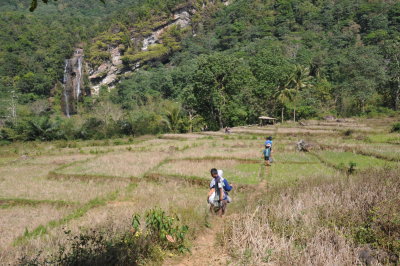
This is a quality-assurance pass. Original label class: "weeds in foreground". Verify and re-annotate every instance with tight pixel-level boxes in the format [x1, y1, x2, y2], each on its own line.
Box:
[19, 208, 189, 265]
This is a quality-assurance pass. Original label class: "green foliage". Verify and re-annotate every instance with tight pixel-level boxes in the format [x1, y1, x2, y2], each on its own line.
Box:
[29, 0, 105, 12]
[190, 52, 256, 129]
[19, 208, 189, 265]
[347, 161, 357, 175]
[144, 208, 189, 252]
[2, 0, 400, 141]
[391, 122, 400, 133]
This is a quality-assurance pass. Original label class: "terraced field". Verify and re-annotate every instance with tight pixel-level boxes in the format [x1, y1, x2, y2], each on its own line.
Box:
[0, 118, 399, 264]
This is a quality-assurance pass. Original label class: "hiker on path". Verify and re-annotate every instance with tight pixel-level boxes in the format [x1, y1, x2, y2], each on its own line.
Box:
[264, 136, 273, 149]
[264, 136, 273, 162]
[209, 170, 232, 203]
[263, 143, 272, 166]
[207, 168, 231, 216]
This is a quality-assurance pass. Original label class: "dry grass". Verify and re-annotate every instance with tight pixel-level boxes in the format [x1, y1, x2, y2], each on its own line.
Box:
[0, 163, 129, 202]
[0, 118, 399, 265]
[171, 144, 261, 160]
[155, 159, 261, 184]
[66, 180, 207, 237]
[161, 133, 206, 139]
[0, 205, 74, 255]
[3, 180, 213, 265]
[232, 127, 335, 135]
[222, 167, 400, 265]
[59, 151, 170, 178]
[17, 154, 93, 165]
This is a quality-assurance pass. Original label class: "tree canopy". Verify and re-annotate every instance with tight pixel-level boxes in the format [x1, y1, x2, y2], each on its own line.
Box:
[1, 0, 400, 141]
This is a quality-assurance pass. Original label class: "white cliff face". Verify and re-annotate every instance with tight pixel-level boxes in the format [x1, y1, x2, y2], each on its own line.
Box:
[111, 47, 122, 65]
[89, 46, 124, 94]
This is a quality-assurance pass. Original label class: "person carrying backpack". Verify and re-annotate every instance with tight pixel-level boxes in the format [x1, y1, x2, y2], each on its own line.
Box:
[207, 168, 229, 216]
[215, 169, 232, 202]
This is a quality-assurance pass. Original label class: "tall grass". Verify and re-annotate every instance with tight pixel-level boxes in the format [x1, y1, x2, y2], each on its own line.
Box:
[221, 167, 400, 265]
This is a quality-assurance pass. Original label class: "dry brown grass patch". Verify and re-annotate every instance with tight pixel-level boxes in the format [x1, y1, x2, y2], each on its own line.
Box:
[60, 151, 170, 178]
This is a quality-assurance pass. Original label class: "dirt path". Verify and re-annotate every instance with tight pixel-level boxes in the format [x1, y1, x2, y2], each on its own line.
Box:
[164, 164, 270, 266]
[163, 215, 229, 266]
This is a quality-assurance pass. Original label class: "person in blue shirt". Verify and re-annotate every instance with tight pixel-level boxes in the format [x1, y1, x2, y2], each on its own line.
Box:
[208, 170, 232, 202]
[263, 143, 272, 166]
[208, 168, 233, 216]
[217, 169, 232, 202]
[264, 136, 273, 163]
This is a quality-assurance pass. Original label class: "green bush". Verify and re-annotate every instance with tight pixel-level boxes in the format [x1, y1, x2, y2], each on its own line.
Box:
[391, 122, 400, 133]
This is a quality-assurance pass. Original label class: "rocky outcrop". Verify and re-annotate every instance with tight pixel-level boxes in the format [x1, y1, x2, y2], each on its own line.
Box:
[88, 46, 126, 95]
[62, 48, 86, 117]
[142, 7, 194, 51]
[88, 1, 230, 95]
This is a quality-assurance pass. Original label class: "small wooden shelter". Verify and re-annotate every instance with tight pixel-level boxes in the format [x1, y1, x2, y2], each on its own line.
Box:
[259, 116, 276, 126]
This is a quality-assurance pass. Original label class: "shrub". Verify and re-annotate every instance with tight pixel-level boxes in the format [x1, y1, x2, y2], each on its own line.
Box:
[391, 122, 400, 133]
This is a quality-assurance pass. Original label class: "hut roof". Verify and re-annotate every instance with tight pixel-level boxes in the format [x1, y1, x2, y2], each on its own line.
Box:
[259, 116, 276, 120]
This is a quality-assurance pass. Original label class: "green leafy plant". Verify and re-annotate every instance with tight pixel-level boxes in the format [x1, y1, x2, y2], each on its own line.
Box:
[144, 208, 189, 252]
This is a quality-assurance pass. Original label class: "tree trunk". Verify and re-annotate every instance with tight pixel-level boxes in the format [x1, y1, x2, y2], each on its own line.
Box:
[395, 77, 400, 111]
[217, 107, 223, 129]
[10, 90, 17, 126]
[281, 107, 284, 123]
[188, 112, 193, 133]
[293, 108, 296, 122]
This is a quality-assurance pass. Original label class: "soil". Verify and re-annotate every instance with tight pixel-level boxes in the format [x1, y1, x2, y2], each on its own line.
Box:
[163, 216, 229, 266]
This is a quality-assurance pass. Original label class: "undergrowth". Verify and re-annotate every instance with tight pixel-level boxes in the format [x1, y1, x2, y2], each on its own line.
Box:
[18, 208, 189, 265]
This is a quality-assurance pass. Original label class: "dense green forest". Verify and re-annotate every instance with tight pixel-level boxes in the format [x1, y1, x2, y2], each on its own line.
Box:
[1, 0, 399, 141]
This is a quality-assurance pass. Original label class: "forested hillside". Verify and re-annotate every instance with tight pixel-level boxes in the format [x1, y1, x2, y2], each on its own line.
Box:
[1, 0, 399, 141]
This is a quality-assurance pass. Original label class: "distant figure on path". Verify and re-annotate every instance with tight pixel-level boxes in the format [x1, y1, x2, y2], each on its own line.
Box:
[264, 136, 273, 149]
[264, 136, 273, 162]
[263, 143, 272, 166]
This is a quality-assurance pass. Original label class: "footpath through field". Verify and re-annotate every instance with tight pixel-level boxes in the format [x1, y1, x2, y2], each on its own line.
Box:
[163, 165, 270, 266]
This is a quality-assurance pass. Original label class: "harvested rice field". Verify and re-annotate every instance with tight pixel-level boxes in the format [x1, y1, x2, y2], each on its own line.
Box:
[0, 117, 399, 265]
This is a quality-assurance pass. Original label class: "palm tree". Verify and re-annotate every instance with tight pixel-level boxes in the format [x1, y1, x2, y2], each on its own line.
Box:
[282, 65, 313, 122]
[163, 104, 182, 133]
[275, 88, 295, 123]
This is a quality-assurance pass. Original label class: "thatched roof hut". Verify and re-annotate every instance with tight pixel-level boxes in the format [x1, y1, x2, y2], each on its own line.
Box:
[259, 116, 276, 126]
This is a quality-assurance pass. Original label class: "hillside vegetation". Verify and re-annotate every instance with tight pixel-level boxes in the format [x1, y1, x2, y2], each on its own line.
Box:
[1, 0, 400, 142]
